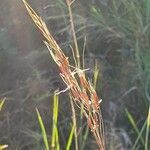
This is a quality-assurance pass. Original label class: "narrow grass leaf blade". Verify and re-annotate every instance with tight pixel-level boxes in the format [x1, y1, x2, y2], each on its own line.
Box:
[36, 108, 49, 150]
[0, 98, 6, 111]
[93, 60, 99, 89]
[132, 119, 147, 150]
[145, 107, 150, 150]
[55, 126, 60, 150]
[66, 125, 75, 150]
[145, 0, 150, 23]
[81, 125, 89, 150]
[125, 109, 144, 146]
[51, 94, 59, 149]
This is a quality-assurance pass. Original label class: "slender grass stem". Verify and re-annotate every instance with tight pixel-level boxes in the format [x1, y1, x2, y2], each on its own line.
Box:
[66, 0, 80, 68]
[70, 95, 78, 150]
[145, 107, 150, 150]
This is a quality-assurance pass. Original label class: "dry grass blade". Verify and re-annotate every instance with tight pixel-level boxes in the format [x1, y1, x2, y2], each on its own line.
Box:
[23, 0, 105, 149]
[0, 97, 6, 111]
[0, 145, 8, 150]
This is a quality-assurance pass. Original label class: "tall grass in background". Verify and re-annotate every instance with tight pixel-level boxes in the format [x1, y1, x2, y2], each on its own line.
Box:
[23, 0, 105, 149]
[89, 0, 150, 149]
[88, 0, 150, 100]
[86, 0, 150, 148]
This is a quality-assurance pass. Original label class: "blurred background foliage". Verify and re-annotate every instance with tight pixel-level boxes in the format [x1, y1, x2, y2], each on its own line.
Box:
[0, 0, 149, 149]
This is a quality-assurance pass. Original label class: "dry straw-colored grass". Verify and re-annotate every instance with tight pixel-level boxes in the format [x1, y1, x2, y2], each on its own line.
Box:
[23, 0, 105, 149]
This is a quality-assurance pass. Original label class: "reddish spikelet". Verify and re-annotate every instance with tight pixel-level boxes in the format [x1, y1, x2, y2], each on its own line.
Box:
[78, 73, 90, 90]
[79, 91, 90, 109]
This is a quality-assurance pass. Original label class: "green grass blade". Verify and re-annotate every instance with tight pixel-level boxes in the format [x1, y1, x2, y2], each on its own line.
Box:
[145, 107, 150, 150]
[131, 119, 147, 150]
[0, 98, 6, 111]
[125, 109, 145, 146]
[55, 126, 60, 150]
[93, 60, 99, 89]
[81, 125, 89, 150]
[69, 96, 78, 150]
[51, 93, 59, 150]
[36, 108, 49, 150]
[66, 125, 75, 150]
[145, 0, 150, 23]
[90, 5, 105, 23]
[57, 0, 67, 9]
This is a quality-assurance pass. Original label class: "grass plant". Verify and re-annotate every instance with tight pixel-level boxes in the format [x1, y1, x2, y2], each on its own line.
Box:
[36, 92, 76, 150]
[23, 0, 105, 149]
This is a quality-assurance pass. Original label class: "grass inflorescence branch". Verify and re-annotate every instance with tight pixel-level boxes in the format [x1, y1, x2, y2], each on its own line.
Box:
[23, 0, 105, 149]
